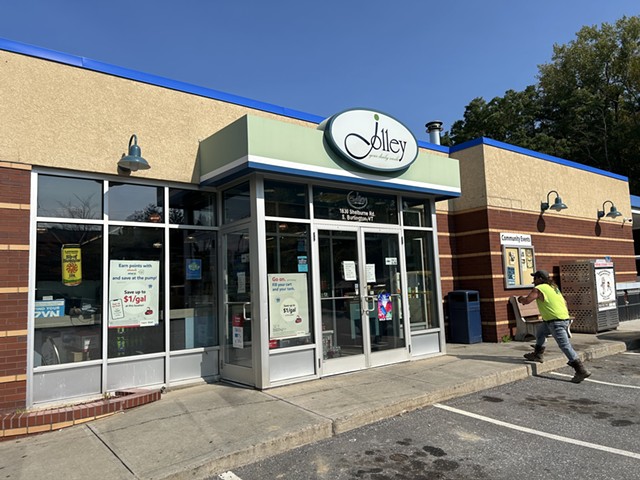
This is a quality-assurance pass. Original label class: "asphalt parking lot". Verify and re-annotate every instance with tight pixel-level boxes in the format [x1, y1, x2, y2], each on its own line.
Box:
[226, 351, 640, 480]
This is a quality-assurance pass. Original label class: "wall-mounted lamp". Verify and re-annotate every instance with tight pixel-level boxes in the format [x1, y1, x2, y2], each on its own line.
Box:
[597, 200, 623, 220]
[118, 134, 150, 172]
[541, 190, 568, 213]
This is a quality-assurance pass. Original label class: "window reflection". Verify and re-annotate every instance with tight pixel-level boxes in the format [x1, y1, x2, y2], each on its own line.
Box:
[37, 175, 102, 219]
[404, 231, 439, 330]
[169, 189, 216, 226]
[223, 182, 251, 224]
[108, 183, 164, 222]
[264, 180, 308, 218]
[169, 229, 218, 350]
[34, 223, 103, 366]
[402, 197, 432, 228]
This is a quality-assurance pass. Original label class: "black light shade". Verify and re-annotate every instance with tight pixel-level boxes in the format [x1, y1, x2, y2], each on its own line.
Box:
[598, 200, 622, 219]
[541, 190, 568, 213]
[118, 134, 150, 172]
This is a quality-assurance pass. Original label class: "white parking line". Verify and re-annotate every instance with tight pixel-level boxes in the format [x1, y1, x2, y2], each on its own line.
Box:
[218, 472, 243, 480]
[434, 403, 640, 460]
[548, 372, 640, 389]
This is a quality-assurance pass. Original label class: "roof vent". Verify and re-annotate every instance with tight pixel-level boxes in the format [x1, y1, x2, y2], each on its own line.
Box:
[425, 121, 443, 145]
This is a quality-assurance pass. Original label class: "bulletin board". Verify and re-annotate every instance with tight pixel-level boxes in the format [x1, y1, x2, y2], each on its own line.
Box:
[503, 245, 536, 289]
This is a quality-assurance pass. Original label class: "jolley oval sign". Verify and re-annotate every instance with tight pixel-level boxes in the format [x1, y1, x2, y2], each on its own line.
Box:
[324, 109, 419, 172]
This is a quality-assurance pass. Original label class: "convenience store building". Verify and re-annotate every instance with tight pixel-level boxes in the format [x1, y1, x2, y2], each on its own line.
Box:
[0, 38, 636, 412]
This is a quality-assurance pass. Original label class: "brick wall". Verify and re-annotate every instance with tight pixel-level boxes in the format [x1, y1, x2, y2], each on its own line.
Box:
[0, 163, 30, 412]
[439, 207, 636, 342]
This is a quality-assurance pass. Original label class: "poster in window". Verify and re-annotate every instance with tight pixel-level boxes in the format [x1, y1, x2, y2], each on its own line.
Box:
[108, 260, 160, 328]
[377, 292, 392, 321]
[186, 259, 202, 280]
[342, 261, 357, 281]
[268, 273, 310, 340]
[61, 244, 82, 286]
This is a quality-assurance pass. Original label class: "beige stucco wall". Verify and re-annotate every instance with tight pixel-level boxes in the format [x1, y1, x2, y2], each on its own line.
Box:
[444, 144, 488, 213]
[484, 145, 631, 220]
[0, 50, 315, 183]
[446, 142, 631, 219]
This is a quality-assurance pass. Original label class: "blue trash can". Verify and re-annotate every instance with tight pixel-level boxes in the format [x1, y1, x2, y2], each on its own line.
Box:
[448, 290, 482, 344]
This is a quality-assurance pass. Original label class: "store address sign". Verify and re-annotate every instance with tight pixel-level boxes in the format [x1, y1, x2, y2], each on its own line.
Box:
[324, 109, 419, 172]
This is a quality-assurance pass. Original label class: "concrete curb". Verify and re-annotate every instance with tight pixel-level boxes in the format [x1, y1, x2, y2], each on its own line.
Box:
[159, 421, 334, 480]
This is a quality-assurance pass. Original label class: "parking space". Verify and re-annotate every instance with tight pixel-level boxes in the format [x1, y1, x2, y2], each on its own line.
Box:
[227, 352, 640, 480]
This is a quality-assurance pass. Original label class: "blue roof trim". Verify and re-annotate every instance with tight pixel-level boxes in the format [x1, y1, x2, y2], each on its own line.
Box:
[450, 137, 628, 182]
[630, 195, 640, 209]
[0, 37, 325, 125]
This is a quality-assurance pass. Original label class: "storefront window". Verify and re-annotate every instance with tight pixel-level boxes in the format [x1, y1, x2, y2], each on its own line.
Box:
[402, 197, 432, 228]
[34, 223, 103, 365]
[223, 182, 251, 224]
[169, 188, 216, 226]
[107, 226, 164, 357]
[266, 222, 313, 349]
[108, 183, 164, 222]
[313, 186, 398, 224]
[37, 176, 102, 219]
[264, 180, 309, 218]
[169, 229, 218, 350]
[404, 230, 439, 331]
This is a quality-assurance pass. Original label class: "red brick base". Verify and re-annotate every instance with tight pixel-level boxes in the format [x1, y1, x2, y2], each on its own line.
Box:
[0, 388, 162, 440]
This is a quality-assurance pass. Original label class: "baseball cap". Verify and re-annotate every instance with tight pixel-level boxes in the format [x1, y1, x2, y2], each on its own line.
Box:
[531, 270, 550, 281]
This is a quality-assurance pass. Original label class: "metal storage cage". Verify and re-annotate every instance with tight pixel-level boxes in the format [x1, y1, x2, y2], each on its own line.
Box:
[559, 259, 619, 333]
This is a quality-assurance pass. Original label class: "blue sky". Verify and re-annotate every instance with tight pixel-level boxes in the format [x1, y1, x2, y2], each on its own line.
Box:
[0, 1, 638, 143]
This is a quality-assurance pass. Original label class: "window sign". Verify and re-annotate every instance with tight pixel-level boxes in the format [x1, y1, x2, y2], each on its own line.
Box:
[185, 258, 202, 280]
[297, 256, 308, 273]
[35, 299, 65, 318]
[313, 186, 398, 224]
[108, 260, 160, 327]
[366, 264, 377, 283]
[377, 292, 393, 321]
[61, 244, 82, 286]
[268, 274, 310, 340]
[342, 261, 357, 281]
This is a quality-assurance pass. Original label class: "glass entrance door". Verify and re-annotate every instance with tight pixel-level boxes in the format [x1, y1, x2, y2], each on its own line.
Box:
[317, 226, 408, 376]
[221, 227, 254, 386]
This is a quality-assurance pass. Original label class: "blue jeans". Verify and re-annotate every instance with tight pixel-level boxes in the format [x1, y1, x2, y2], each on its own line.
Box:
[536, 320, 578, 362]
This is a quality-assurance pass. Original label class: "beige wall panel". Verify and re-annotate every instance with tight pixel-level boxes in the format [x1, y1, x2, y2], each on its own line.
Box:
[484, 146, 631, 219]
[447, 144, 488, 212]
[0, 50, 315, 184]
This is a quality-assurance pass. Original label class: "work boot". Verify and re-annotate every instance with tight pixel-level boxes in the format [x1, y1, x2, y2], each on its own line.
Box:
[523, 345, 545, 363]
[568, 359, 591, 383]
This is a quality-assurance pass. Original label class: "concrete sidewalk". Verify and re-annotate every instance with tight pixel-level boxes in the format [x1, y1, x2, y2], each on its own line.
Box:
[2, 321, 639, 480]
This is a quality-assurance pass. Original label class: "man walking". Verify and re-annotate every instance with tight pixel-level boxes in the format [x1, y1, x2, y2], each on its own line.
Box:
[518, 270, 591, 383]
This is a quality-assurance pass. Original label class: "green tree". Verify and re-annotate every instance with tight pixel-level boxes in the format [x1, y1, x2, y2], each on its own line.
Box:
[447, 16, 640, 194]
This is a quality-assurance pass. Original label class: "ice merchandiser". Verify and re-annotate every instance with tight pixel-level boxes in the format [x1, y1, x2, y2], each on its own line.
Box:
[559, 259, 619, 333]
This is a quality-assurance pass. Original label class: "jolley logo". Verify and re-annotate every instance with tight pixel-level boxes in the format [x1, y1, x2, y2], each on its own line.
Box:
[324, 109, 419, 172]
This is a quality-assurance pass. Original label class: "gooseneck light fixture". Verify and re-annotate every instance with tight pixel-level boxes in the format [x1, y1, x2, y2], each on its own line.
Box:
[597, 200, 623, 220]
[118, 134, 150, 172]
[541, 190, 568, 213]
